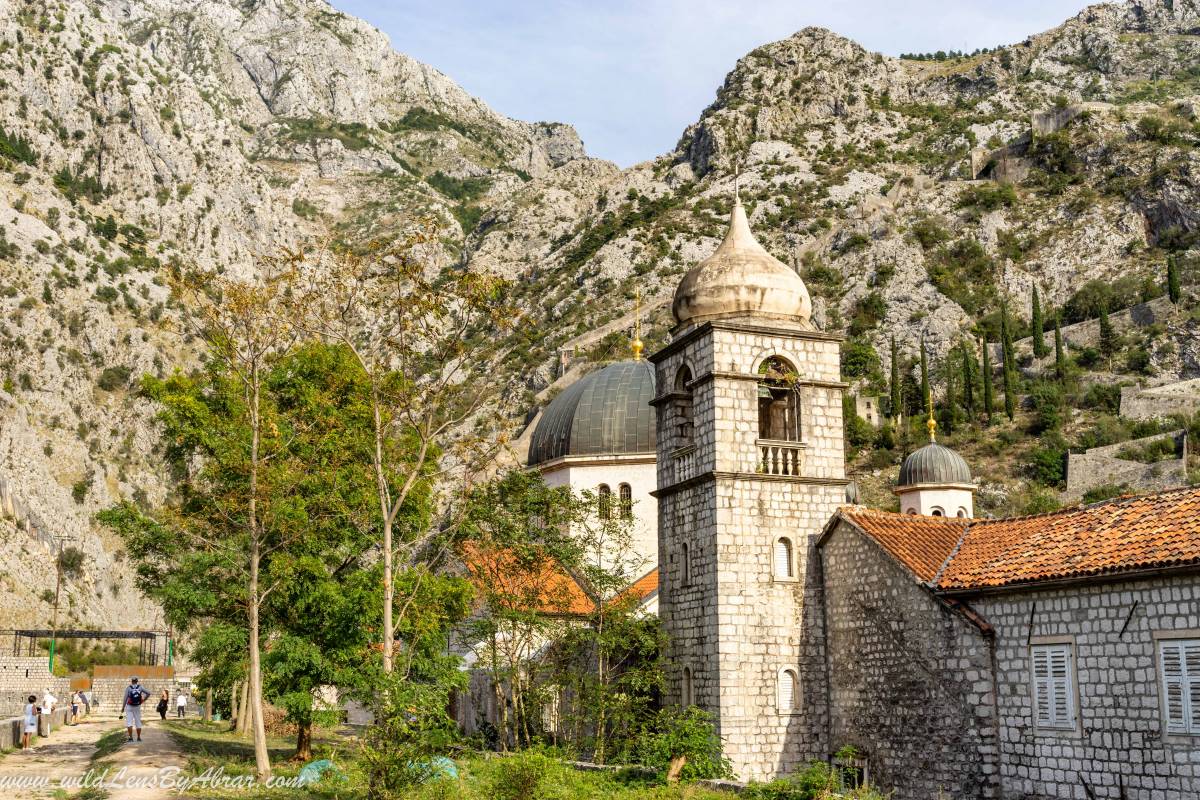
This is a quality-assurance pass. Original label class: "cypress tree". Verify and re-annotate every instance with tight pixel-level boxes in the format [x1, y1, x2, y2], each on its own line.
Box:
[961, 344, 975, 417]
[1054, 316, 1065, 381]
[981, 338, 994, 422]
[1000, 301, 1017, 420]
[889, 335, 901, 421]
[1003, 357, 1017, 421]
[1168, 254, 1181, 303]
[1032, 286, 1047, 358]
[1098, 303, 1117, 358]
[919, 339, 929, 422]
[941, 358, 957, 435]
[1000, 301, 1015, 373]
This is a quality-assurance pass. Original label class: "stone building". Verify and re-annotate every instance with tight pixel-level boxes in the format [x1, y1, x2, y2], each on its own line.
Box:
[640, 198, 1200, 797]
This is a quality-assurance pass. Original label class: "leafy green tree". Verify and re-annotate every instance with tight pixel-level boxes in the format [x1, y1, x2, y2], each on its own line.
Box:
[1168, 254, 1182, 303]
[1032, 286, 1047, 358]
[889, 335, 901, 421]
[981, 339, 994, 423]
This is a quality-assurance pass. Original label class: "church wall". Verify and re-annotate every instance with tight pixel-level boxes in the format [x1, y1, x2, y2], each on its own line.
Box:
[655, 323, 846, 782]
[542, 459, 658, 576]
[971, 575, 1200, 800]
[818, 521, 999, 799]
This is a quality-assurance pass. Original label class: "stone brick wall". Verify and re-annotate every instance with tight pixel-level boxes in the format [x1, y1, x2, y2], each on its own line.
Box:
[973, 575, 1200, 800]
[818, 521, 999, 799]
[1121, 378, 1200, 421]
[1064, 429, 1187, 501]
[0, 657, 71, 717]
[653, 320, 847, 781]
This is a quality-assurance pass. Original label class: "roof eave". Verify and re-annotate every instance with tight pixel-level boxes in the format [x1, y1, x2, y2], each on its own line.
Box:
[936, 561, 1200, 597]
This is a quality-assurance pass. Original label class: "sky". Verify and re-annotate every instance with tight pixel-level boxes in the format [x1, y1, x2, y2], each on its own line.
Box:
[333, 0, 1096, 167]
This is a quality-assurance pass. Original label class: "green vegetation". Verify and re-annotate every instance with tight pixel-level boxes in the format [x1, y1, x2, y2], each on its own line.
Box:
[279, 117, 373, 150]
[53, 164, 106, 203]
[926, 237, 996, 316]
[96, 365, 131, 391]
[0, 123, 37, 166]
[559, 192, 683, 271]
[427, 172, 491, 202]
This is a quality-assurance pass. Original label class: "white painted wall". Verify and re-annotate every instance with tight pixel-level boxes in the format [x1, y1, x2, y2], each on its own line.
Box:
[897, 485, 974, 518]
[541, 457, 658, 578]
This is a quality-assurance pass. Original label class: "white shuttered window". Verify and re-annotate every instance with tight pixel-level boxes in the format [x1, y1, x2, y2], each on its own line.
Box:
[1032, 643, 1076, 729]
[1160, 639, 1200, 735]
[774, 538, 793, 579]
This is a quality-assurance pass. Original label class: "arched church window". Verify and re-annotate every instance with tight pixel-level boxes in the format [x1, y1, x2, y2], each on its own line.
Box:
[674, 366, 694, 443]
[681, 542, 691, 586]
[757, 356, 802, 441]
[619, 483, 633, 519]
[682, 666, 694, 707]
[598, 484, 612, 519]
[774, 537, 794, 579]
[957, 508, 968, 518]
[778, 668, 798, 712]
[931, 507, 944, 517]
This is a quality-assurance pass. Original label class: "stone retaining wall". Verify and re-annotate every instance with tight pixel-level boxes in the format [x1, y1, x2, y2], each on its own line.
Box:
[1121, 378, 1200, 421]
[1064, 430, 1187, 501]
[0, 657, 72, 718]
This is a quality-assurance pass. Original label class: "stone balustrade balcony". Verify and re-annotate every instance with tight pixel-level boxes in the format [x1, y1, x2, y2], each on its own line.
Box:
[757, 439, 805, 476]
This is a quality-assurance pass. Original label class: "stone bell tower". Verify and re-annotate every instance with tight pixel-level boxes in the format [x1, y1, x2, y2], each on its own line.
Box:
[649, 197, 848, 781]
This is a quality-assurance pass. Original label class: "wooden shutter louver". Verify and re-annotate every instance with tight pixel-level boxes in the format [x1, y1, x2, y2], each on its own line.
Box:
[1032, 644, 1075, 729]
[774, 538, 793, 578]
[1161, 639, 1200, 735]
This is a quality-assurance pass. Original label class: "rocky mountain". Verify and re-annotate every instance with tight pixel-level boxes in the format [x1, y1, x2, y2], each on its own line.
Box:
[2, 0, 1200, 631]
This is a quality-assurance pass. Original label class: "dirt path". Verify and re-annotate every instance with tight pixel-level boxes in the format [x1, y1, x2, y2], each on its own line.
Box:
[0, 713, 187, 798]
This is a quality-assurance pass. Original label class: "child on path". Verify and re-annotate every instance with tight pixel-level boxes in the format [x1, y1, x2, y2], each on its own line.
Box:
[156, 689, 169, 721]
[21, 694, 38, 749]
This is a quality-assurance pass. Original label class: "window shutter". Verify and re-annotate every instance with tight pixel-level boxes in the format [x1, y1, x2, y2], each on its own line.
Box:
[1032, 644, 1075, 728]
[779, 670, 796, 711]
[1161, 639, 1200, 735]
[774, 539, 792, 578]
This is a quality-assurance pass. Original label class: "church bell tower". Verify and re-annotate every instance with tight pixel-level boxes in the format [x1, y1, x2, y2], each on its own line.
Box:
[650, 196, 848, 780]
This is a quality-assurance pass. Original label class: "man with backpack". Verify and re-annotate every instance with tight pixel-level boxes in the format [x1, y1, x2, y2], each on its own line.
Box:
[120, 676, 150, 743]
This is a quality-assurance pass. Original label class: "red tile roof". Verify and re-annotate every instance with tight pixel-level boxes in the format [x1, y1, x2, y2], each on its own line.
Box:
[461, 542, 595, 616]
[624, 568, 659, 603]
[833, 485, 1200, 592]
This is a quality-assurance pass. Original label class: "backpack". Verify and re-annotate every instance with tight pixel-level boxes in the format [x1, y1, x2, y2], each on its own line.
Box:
[127, 687, 145, 706]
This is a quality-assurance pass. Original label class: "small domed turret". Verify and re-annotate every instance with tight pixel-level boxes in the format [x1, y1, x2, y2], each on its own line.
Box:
[894, 414, 975, 518]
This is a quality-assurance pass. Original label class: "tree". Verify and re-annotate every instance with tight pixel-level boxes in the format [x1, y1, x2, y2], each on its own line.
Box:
[1032, 286, 1047, 358]
[1098, 303, 1118, 359]
[291, 230, 511, 676]
[1168, 254, 1182, 303]
[1000, 302, 1017, 420]
[1054, 316, 1066, 381]
[919, 338, 929, 419]
[960, 344, 975, 418]
[981, 338, 994, 423]
[939, 356, 958, 436]
[889, 335, 901, 421]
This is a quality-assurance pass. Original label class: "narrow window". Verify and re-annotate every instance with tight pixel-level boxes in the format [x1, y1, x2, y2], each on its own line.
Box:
[598, 484, 611, 520]
[674, 366, 694, 443]
[682, 666, 694, 707]
[618, 483, 632, 519]
[956, 508, 968, 518]
[778, 668, 798, 712]
[1032, 643, 1076, 729]
[1160, 639, 1200, 735]
[931, 508, 944, 517]
[680, 542, 691, 586]
[774, 537, 794, 579]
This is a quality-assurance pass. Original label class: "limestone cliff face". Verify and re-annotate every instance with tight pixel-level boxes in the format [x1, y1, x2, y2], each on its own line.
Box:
[1, 0, 1200, 630]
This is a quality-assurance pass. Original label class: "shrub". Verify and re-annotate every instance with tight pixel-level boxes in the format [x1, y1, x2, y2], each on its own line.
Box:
[927, 237, 997, 314]
[841, 338, 882, 382]
[1026, 433, 1068, 487]
[910, 217, 951, 250]
[1027, 382, 1064, 433]
[71, 478, 90, 504]
[1124, 347, 1152, 374]
[1082, 483, 1130, 504]
[1077, 383, 1120, 413]
[957, 182, 1017, 211]
[0, 124, 38, 166]
[487, 751, 564, 800]
[426, 171, 491, 202]
[57, 546, 85, 578]
[847, 293, 886, 337]
[97, 365, 132, 391]
[633, 707, 732, 782]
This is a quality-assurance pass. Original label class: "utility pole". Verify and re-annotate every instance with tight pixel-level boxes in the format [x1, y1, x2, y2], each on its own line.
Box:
[48, 533, 76, 675]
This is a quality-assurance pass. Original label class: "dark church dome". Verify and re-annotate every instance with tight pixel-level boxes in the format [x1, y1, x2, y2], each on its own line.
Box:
[898, 442, 972, 487]
[528, 361, 656, 465]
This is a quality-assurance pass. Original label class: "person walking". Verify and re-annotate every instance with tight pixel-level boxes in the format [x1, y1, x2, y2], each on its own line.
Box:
[175, 690, 187, 718]
[120, 676, 150, 743]
[70, 691, 80, 725]
[21, 694, 38, 749]
[156, 689, 169, 721]
[41, 687, 57, 735]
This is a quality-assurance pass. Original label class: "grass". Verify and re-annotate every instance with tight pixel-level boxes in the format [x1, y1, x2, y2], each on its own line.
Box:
[159, 721, 735, 799]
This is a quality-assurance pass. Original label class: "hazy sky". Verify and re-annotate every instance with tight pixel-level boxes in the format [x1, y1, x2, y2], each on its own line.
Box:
[333, 0, 1097, 166]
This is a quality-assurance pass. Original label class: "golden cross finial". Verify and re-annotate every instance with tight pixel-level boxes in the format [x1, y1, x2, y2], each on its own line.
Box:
[631, 287, 644, 360]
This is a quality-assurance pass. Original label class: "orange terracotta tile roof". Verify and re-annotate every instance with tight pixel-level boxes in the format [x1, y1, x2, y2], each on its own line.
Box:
[460, 542, 595, 616]
[834, 485, 1200, 592]
[625, 568, 659, 603]
[835, 507, 968, 582]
